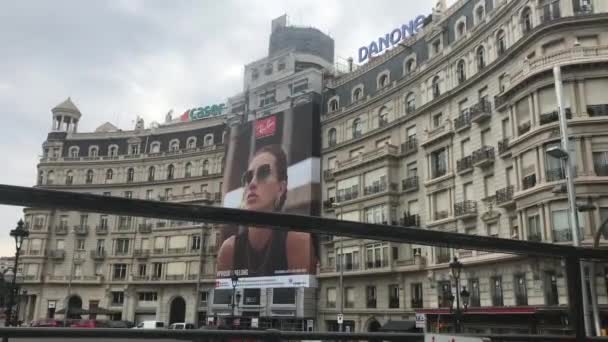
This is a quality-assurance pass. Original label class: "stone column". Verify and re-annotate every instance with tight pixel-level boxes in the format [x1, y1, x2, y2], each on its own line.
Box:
[514, 156, 521, 192]
[518, 210, 526, 240]
[584, 137, 595, 176]
[543, 203, 552, 242]
[428, 194, 434, 222]
[538, 146, 546, 184]
[510, 105, 518, 137]
[574, 138, 584, 177]
[534, 147, 542, 183]
[531, 91, 540, 126]
[578, 81, 588, 117]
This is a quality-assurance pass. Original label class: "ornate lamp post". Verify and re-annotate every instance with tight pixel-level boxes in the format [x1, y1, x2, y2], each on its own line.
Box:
[5, 220, 29, 327]
[230, 272, 239, 318]
[449, 257, 466, 333]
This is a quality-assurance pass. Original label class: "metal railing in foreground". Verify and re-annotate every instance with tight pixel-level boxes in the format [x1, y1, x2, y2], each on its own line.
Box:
[0, 327, 607, 342]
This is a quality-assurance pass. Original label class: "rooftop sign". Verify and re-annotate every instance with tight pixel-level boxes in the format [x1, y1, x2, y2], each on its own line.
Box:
[358, 15, 426, 64]
[180, 103, 225, 122]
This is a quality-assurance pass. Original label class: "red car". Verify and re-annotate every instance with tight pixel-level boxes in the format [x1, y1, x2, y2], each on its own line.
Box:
[31, 319, 63, 327]
[69, 319, 109, 328]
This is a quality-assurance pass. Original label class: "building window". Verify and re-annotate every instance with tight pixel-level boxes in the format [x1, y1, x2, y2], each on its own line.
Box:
[544, 271, 559, 305]
[89, 146, 98, 157]
[129, 144, 140, 155]
[148, 166, 155, 181]
[204, 134, 214, 146]
[353, 87, 363, 102]
[113, 264, 127, 280]
[522, 7, 533, 33]
[169, 140, 179, 152]
[138, 292, 158, 302]
[329, 98, 339, 112]
[111, 291, 124, 305]
[593, 151, 608, 176]
[46, 171, 54, 185]
[438, 281, 452, 307]
[199, 291, 208, 306]
[498, 73, 506, 93]
[291, 79, 308, 94]
[527, 215, 542, 241]
[69, 147, 79, 158]
[65, 171, 74, 185]
[388, 284, 400, 308]
[115, 239, 130, 255]
[432, 76, 440, 99]
[202, 160, 210, 175]
[405, 92, 416, 114]
[326, 287, 336, 308]
[86, 170, 94, 184]
[100, 215, 108, 229]
[431, 148, 447, 178]
[272, 288, 296, 304]
[475, 5, 484, 23]
[476, 46, 486, 70]
[352, 118, 362, 138]
[167, 164, 175, 180]
[108, 145, 118, 157]
[456, 21, 465, 38]
[404, 58, 415, 74]
[457, 59, 466, 84]
[184, 162, 192, 178]
[259, 90, 276, 107]
[328, 128, 337, 147]
[366, 286, 377, 308]
[378, 73, 389, 89]
[243, 288, 261, 305]
[378, 107, 389, 127]
[344, 287, 355, 308]
[468, 278, 480, 307]
[191, 235, 201, 251]
[491, 276, 504, 306]
[366, 243, 389, 269]
[105, 169, 113, 181]
[150, 142, 160, 153]
[337, 249, 359, 271]
[411, 283, 423, 308]
[186, 137, 196, 149]
[152, 263, 163, 279]
[76, 239, 85, 250]
[127, 168, 135, 183]
[496, 30, 506, 55]
[514, 273, 528, 305]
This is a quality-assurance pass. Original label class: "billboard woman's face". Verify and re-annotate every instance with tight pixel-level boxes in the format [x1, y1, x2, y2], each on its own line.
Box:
[242, 152, 286, 211]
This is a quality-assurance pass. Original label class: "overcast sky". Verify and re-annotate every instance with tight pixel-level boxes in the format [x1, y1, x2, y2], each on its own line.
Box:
[0, 0, 444, 256]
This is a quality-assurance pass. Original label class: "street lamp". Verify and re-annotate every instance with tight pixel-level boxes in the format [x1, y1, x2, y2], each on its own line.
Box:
[230, 272, 239, 318]
[332, 202, 344, 333]
[5, 220, 29, 327]
[449, 257, 465, 333]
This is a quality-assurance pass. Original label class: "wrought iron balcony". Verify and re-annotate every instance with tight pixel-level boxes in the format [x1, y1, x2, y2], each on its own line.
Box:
[472, 146, 495, 168]
[411, 299, 423, 309]
[400, 213, 420, 227]
[138, 224, 152, 234]
[454, 200, 477, 219]
[336, 188, 359, 202]
[522, 174, 537, 190]
[494, 94, 507, 109]
[588, 104, 608, 117]
[96, 225, 108, 235]
[73, 225, 89, 236]
[402, 176, 419, 192]
[498, 138, 510, 157]
[495, 186, 514, 206]
[470, 99, 492, 123]
[389, 297, 400, 309]
[454, 111, 471, 132]
[90, 250, 106, 260]
[401, 138, 418, 156]
[363, 182, 389, 196]
[366, 299, 377, 309]
[434, 210, 449, 221]
[546, 168, 566, 182]
[553, 229, 573, 243]
[323, 197, 336, 210]
[55, 225, 68, 235]
[366, 259, 389, 269]
[337, 262, 360, 272]
[134, 249, 150, 258]
[457, 155, 473, 174]
[539, 108, 572, 125]
[323, 169, 334, 181]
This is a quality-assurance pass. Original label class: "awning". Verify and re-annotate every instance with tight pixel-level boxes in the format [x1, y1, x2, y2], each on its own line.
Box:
[417, 306, 537, 315]
[379, 320, 417, 332]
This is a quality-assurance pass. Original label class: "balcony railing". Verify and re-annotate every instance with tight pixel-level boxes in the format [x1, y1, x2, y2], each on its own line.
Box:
[400, 213, 420, 227]
[168, 248, 187, 254]
[73, 225, 89, 236]
[588, 104, 608, 117]
[411, 299, 423, 309]
[323, 169, 334, 181]
[90, 250, 106, 260]
[366, 260, 389, 269]
[434, 211, 449, 221]
[166, 274, 185, 281]
[402, 176, 419, 192]
[495, 186, 514, 206]
[389, 298, 400, 309]
[401, 138, 418, 156]
[134, 249, 150, 258]
[522, 174, 537, 190]
[366, 299, 377, 308]
[594, 162, 608, 176]
[518, 121, 531, 135]
[553, 229, 573, 242]
[454, 111, 471, 132]
[337, 262, 360, 272]
[335, 144, 399, 172]
[470, 99, 492, 123]
[323, 197, 336, 210]
[336, 188, 359, 202]
[96, 225, 108, 235]
[546, 168, 566, 182]
[48, 250, 65, 259]
[454, 200, 477, 218]
[456, 155, 473, 173]
[363, 182, 398, 196]
[55, 225, 68, 235]
[138, 224, 152, 234]
[472, 146, 495, 167]
[539, 108, 572, 125]
[498, 138, 510, 156]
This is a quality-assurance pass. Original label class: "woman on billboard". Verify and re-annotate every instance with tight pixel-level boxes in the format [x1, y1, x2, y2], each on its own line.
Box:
[216, 144, 316, 276]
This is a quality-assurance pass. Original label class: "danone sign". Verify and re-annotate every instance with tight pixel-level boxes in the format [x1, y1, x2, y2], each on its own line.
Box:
[180, 103, 225, 122]
[358, 15, 426, 63]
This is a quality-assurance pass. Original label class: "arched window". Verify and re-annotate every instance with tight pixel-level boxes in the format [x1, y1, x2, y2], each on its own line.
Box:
[46, 171, 55, 185]
[65, 170, 74, 185]
[148, 166, 155, 181]
[202, 160, 210, 175]
[69, 147, 79, 158]
[457, 22, 466, 38]
[169, 140, 179, 152]
[167, 164, 175, 180]
[432, 76, 441, 99]
[328, 128, 337, 147]
[405, 93, 416, 114]
[457, 60, 466, 84]
[378, 73, 389, 89]
[496, 30, 506, 55]
[106, 169, 113, 180]
[38, 171, 44, 185]
[86, 170, 94, 184]
[89, 146, 98, 157]
[150, 142, 160, 153]
[186, 137, 196, 149]
[477, 46, 486, 69]
[222, 131, 227, 144]
[127, 168, 135, 183]
[352, 118, 362, 138]
[522, 7, 532, 33]
[475, 6, 485, 23]
[108, 145, 118, 157]
[204, 134, 214, 146]
[405, 58, 415, 74]
[185, 162, 192, 178]
[378, 107, 389, 127]
[329, 99, 339, 112]
[353, 87, 363, 102]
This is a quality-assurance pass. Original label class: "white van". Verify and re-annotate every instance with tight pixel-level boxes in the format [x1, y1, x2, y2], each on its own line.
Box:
[134, 320, 165, 329]
[168, 322, 195, 330]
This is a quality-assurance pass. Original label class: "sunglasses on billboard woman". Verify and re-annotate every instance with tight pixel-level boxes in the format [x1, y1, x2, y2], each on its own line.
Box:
[241, 164, 273, 186]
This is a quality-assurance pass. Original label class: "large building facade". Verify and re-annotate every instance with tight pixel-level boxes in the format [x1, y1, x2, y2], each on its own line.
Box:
[317, 0, 608, 335]
[13, 0, 608, 335]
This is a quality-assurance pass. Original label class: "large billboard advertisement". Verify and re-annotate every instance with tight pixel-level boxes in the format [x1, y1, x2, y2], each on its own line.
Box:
[215, 100, 321, 289]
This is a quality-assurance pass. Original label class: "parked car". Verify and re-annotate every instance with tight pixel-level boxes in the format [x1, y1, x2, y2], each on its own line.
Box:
[168, 322, 195, 330]
[30, 319, 63, 327]
[133, 320, 165, 329]
[70, 319, 109, 328]
[107, 320, 135, 329]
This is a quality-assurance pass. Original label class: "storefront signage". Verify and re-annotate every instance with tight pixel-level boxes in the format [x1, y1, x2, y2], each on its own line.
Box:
[358, 15, 426, 63]
[180, 103, 225, 122]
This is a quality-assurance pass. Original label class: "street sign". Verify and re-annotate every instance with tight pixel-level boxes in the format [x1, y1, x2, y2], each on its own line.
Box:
[415, 313, 426, 328]
[306, 319, 314, 331]
[251, 317, 259, 328]
[425, 334, 490, 342]
[337, 314, 344, 324]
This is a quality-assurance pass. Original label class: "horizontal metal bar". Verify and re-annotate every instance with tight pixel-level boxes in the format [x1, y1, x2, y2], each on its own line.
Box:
[1, 184, 607, 260]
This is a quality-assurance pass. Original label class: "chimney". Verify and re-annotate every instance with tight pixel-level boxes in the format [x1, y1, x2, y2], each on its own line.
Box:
[347, 57, 354, 72]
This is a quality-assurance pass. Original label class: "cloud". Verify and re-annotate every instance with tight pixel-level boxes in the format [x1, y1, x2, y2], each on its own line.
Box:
[0, 0, 434, 256]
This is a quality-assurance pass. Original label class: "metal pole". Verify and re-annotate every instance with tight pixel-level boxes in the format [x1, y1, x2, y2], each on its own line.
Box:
[338, 205, 344, 333]
[454, 279, 461, 333]
[589, 218, 608, 335]
[4, 251, 20, 327]
[194, 231, 207, 328]
[63, 236, 77, 327]
[553, 66, 592, 336]
[565, 256, 585, 340]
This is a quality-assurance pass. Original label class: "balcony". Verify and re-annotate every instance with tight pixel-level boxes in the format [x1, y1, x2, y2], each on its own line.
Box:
[539, 108, 572, 125]
[422, 122, 454, 147]
[323, 169, 334, 181]
[334, 143, 399, 173]
[73, 225, 89, 236]
[495, 186, 514, 207]
[553, 229, 573, 243]
[434, 210, 449, 221]
[498, 138, 511, 157]
[546, 168, 565, 182]
[90, 250, 106, 260]
[522, 174, 537, 190]
[366, 299, 377, 309]
[494, 94, 507, 110]
[401, 138, 418, 156]
[456, 155, 473, 175]
[323, 197, 336, 210]
[336, 187, 359, 203]
[411, 299, 423, 309]
[454, 200, 477, 219]
[337, 262, 360, 272]
[166, 274, 185, 281]
[138, 224, 152, 234]
[518, 122, 531, 135]
[454, 111, 471, 132]
[167, 248, 187, 255]
[400, 213, 420, 227]
[472, 146, 495, 168]
[55, 225, 68, 235]
[402, 176, 419, 192]
[132, 275, 149, 281]
[153, 248, 164, 255]
[389, 298, 400, 309]
[431, 166, 447, 179]
[48, 250, 65, 260]
[96, 225, 108, 235]
[363, 182, 398, 196]
[470, 100, 492, 123]
[588, 104, 608, 117]
[365, 260, 389, 270]
[134, 249, 150, 259]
